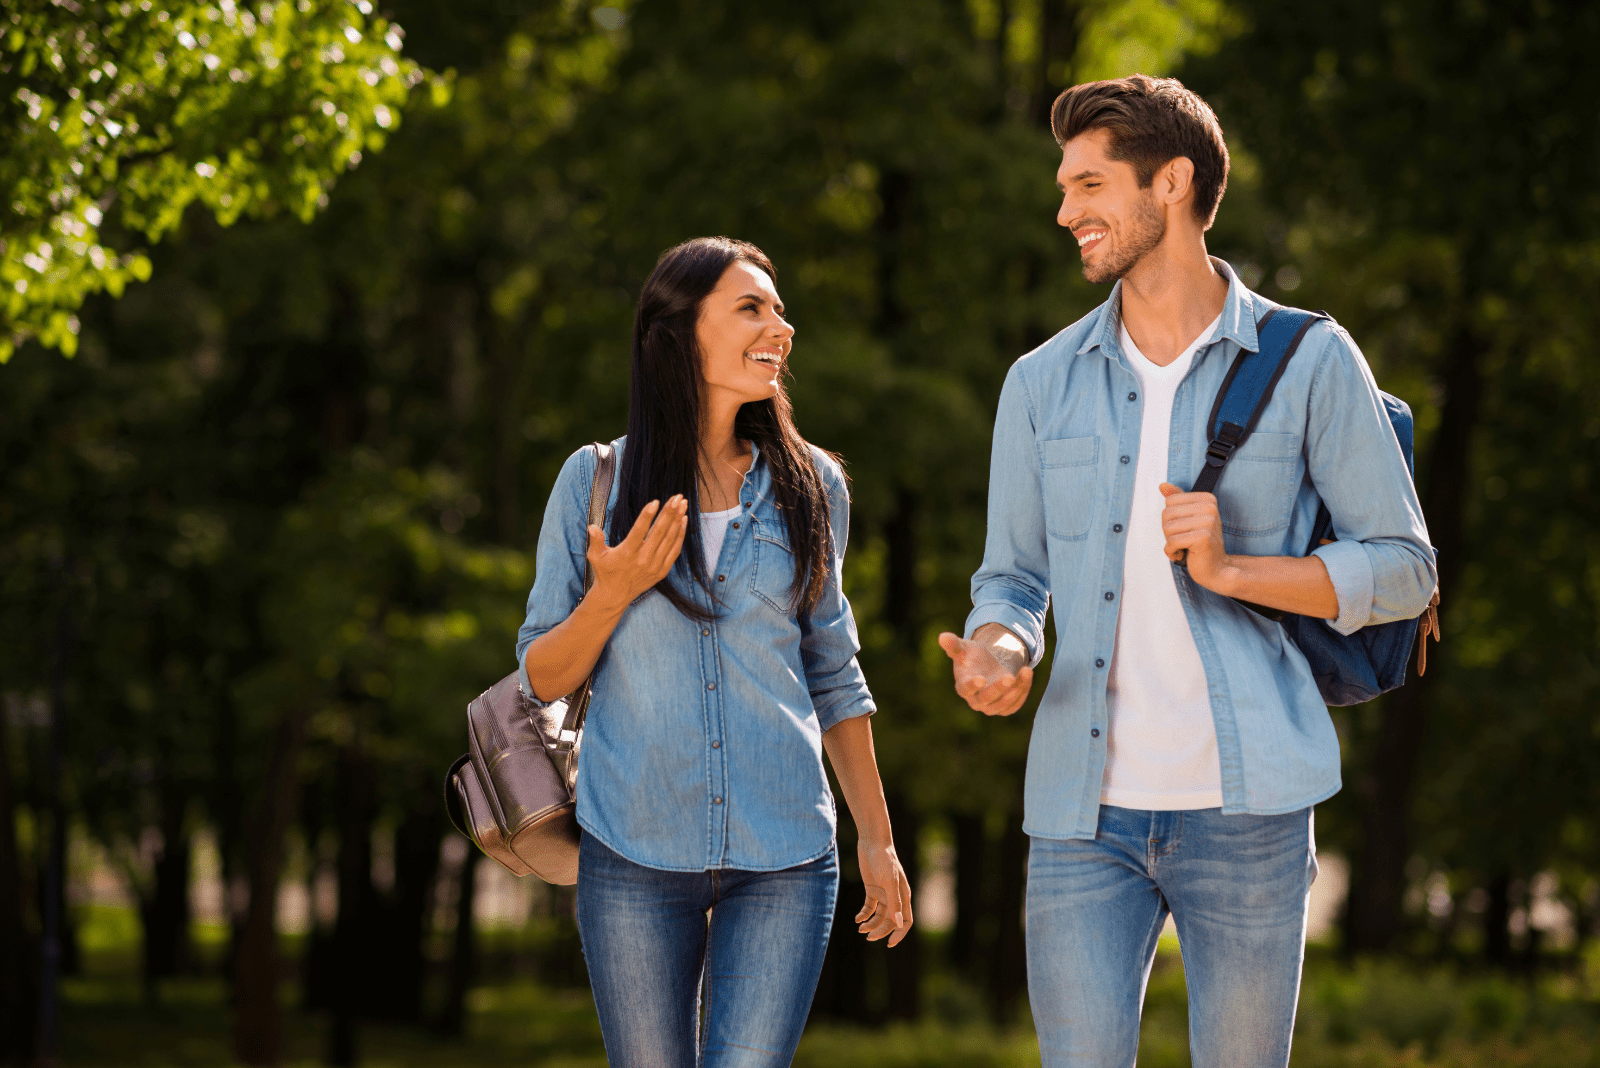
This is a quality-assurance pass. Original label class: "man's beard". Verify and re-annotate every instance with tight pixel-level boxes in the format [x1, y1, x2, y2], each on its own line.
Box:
[1082, 193, 1166, 285]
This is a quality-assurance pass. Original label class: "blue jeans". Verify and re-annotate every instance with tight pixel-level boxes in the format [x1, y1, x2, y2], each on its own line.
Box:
[576, 832, 838, 1068]
[1026, 806, 1317, 1067]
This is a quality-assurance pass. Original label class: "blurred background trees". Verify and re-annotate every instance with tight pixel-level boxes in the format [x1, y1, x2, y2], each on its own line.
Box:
[2, 0, 1597, 1065]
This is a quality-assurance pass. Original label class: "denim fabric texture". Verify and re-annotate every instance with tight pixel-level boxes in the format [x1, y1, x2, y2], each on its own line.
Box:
[576, 832, 838, 1068]
[1026, 806, 1317, 1068]
[966, 259, 1436, 838]
[516, 439, 874, 872]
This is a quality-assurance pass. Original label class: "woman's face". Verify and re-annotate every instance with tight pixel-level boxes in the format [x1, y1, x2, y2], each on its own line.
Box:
[696, 259, 794, 408]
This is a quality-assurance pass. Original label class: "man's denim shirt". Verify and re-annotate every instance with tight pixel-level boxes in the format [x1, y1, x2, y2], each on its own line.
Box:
[516, 439, 874, 872]
[966, 259, 1436, 841]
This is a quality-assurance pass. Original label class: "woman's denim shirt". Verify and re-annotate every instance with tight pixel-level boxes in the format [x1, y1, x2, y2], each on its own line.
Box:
[516, 439, 874, 872]
[966, 259, 1437, 841]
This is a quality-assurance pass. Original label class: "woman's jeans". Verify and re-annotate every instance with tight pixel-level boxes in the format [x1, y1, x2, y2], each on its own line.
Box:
[576, 833, 838, 1068]
[1027, 805, 1317, 1068]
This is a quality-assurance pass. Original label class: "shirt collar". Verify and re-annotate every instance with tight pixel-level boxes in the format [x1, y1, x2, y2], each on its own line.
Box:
[1076, 255, 1262, 358]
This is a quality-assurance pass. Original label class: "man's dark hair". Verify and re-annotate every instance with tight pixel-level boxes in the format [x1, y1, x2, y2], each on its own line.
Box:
[1050, 74, 1230, 229]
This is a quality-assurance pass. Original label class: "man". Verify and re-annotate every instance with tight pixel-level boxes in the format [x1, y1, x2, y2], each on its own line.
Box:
[938, 75, 1435, 1066]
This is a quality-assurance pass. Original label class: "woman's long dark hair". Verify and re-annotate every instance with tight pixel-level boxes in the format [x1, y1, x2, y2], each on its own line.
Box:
[613, 237, 836, 621]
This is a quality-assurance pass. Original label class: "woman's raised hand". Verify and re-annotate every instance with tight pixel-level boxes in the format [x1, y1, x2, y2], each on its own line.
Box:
[585, 496, 690, 608]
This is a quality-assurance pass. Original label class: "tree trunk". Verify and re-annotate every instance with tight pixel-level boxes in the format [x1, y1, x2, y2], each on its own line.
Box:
[883, 796, 921, 1020]
[949, 813, 988, 974]
[809, 819, 869, 1024]
[437, 847, 479, 1038]
[140, 779, 192, 1001]
[0, 701, 37, 1065]
[1029, 0, 1085, 129]
[231, 704, 309, 1067]
[1483, 873, 1512, 966]
[986, 815, 1029, 1025]
[327, 743, 373, 1067]
[377, 789, 441, 1024]
[1344, 322, 1485, 954]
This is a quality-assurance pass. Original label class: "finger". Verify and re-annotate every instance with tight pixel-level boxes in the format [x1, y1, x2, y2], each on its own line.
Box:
[972, 673, 1018, 707]
[887, 872, 914, 947]
[640, 495, 684, 554]
[585, 525, 607, 562]
[937, 631, 970, 664]
[621, 500, 662, 549]
[978, 668, 1033, 716]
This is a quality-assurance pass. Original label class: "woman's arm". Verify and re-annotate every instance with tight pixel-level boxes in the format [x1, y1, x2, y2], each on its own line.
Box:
[524, 496, 689, 702]
[822, 714, 912, 947]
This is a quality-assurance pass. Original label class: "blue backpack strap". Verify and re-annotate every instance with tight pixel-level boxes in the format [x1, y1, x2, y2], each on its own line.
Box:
[1191, 307, 1328, 496]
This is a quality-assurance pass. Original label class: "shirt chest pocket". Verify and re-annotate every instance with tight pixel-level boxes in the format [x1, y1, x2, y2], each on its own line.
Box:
[751, 520, 799, 613]
[1217, 431, 1302, 536]
[1039, 435, 1099, 541]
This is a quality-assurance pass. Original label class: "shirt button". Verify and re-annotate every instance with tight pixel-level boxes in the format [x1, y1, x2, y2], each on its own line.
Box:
[1128, 391, 1137, 401]
[713, 796, 723, 804]
[731, 522, 739, 529]
[744, 502, 751, 508]
[717, 574, 725, 582]
[702, 628, 711, 636]
[707, 682, 716, 691]
[1120, 455, 1130, 464]
[1104, 591, 1115, 601]
[1113, 524, 1123, 533]
[1095, 658, 1105, 668]
[712, 740, 721, 749]
[1091, 728, 1101, 738]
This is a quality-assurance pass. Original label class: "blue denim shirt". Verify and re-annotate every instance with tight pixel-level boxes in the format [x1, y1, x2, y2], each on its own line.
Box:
[966, 259, 1436, 840]
[516, 439, 874, 872]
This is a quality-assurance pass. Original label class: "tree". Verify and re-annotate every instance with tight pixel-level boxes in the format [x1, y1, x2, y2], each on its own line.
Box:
[0, 0, 433, 360]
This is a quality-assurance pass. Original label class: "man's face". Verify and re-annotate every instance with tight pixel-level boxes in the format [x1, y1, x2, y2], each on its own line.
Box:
[1056, 128, 1166, 285]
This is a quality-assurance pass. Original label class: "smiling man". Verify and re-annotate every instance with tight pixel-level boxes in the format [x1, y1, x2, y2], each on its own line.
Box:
[937, 76, 1436, 1066]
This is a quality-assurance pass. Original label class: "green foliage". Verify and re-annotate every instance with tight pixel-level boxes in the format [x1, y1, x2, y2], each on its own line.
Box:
[0, 0, 434, 360]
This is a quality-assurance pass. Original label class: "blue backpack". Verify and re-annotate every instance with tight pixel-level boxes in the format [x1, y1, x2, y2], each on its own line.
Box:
[1191, 305, 1440, 706]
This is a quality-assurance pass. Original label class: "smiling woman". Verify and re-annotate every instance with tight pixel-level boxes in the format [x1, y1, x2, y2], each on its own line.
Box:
[513, 237, 913, 1068]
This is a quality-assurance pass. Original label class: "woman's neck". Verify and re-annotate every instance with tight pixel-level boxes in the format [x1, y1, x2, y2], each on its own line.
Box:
[700, 396, 748, 466]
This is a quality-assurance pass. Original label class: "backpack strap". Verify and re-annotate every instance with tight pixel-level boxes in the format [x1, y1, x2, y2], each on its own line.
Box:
[1191, 307, 1328, 496]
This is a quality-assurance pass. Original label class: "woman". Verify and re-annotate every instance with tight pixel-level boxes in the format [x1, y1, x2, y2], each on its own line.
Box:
[516, 237, 911, 1068]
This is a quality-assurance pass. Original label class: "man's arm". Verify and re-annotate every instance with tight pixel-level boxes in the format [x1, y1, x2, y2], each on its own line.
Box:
[1160, 323, 1435, 623]
[941, 365, 1050, 715]
[1158, 482, 1339, 617]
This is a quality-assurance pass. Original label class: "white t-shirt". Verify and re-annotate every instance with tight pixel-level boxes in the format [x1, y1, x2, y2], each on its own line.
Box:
[700, 504, 742, 574]
[1100, 313, 1225, 811]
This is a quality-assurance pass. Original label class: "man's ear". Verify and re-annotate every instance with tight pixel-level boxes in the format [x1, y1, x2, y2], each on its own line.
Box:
[1159, 156, 1196, 210]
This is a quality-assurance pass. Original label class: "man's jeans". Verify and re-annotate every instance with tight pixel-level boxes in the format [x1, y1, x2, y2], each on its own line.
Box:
[1027, 805, 1316, 1067]
[576, 832, 837, 1068]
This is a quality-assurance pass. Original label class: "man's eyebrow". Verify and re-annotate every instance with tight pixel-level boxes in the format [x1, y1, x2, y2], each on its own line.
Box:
[1070, 168, 1106, 183]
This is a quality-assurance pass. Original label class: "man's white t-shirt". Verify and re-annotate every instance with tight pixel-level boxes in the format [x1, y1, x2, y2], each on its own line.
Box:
[700, 504, 742, 573]
[1100, 313, 1226, 811]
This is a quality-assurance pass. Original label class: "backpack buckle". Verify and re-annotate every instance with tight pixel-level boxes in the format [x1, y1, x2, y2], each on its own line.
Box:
[1204, 422, 1246, 468]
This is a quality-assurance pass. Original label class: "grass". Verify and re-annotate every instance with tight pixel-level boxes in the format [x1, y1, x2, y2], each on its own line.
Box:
[54, 910, 1600, 1066]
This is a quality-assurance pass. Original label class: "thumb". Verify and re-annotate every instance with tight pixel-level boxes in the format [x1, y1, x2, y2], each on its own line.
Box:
[937, 631, 970, 663]
[586, 525, 606, 556]
[1159, 481, 1184, 498]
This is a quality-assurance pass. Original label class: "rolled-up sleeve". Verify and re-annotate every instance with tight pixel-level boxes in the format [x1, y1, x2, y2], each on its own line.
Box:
[965, 366, 1052, 665]
[514, 447, 592, 696]
[1304, 326, 1437, 635]
[802, 456, 876, 732]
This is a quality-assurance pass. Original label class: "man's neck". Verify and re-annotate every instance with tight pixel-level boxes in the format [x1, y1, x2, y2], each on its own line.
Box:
[1117, 239, 1229, 367]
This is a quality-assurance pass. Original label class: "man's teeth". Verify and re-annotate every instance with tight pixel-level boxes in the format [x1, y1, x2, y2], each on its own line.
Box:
[1077, 231, 1106, 248]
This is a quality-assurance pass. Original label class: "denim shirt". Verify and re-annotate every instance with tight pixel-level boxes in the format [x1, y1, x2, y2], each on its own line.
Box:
[516, 439, 874, 872]
[966, 259, 1436, 840]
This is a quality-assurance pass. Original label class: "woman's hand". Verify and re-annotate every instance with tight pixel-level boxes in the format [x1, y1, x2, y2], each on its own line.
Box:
[855, 839, 913, 947]
[586, 495, 689, 608]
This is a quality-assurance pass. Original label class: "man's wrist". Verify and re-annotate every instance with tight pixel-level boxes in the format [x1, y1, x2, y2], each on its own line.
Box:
[974, 622, 1029, 674]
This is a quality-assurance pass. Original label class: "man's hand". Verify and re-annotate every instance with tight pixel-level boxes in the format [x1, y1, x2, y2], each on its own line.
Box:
[1159, 482, 1235, 593]
[937, 624, 1034, 716]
